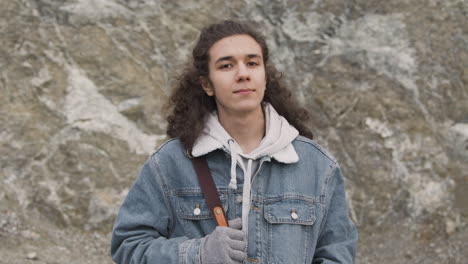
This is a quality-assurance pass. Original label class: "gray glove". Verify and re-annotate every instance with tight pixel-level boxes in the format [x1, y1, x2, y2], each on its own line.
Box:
[200, 218, 246, 264]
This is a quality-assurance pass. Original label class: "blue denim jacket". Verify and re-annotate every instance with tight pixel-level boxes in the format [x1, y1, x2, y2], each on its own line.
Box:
[111, 136, 358, 263]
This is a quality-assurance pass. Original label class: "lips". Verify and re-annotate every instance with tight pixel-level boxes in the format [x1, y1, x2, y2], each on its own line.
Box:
[234, 89, 255, 94]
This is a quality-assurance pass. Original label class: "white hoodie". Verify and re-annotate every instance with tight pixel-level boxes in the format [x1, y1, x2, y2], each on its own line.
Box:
[191, 103, 300, 236]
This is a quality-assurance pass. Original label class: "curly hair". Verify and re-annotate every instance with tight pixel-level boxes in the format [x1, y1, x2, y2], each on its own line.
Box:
[166, 20, 313, 151]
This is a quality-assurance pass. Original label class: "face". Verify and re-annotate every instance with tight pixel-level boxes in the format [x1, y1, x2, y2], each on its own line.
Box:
[201, 34, 266, 116]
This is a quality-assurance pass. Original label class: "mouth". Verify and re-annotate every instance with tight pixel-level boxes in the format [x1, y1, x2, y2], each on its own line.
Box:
[234, 89, 255, 95]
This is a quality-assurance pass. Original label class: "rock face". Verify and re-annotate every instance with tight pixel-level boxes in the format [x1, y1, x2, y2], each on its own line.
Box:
[0, 0, 467, 263]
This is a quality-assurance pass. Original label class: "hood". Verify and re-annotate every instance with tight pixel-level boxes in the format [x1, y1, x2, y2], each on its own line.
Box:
[191, 102, 299, 163]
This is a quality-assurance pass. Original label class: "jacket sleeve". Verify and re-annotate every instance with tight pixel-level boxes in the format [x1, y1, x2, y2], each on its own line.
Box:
[313, 165, 358, 264]
[110, 155, 201, 264]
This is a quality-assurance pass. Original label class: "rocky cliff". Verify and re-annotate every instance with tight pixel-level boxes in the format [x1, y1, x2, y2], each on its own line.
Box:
[1, 0, 467, 263]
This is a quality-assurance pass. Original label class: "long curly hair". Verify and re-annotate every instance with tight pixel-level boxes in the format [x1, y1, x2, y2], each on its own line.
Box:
[166, 20, 313, 151]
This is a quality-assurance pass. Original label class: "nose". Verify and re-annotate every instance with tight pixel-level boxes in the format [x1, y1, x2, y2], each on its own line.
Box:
[236, 63, 250, 82]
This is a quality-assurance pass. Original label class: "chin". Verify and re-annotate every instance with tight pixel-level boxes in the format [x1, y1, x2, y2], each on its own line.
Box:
[234, 102, 263, 113]
[216, 97, 264, 115]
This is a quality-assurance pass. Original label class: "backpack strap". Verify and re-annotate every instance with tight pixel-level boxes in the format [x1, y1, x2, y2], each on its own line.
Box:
[191, 157, 229, 227]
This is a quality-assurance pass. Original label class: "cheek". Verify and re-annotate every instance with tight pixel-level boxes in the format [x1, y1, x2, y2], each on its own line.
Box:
[261, 68, 267, 83]
[211, 72, 232, 84]
[261, 72, 267, 87]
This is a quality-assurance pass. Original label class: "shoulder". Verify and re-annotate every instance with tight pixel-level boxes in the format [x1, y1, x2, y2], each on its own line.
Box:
[148, 138, 190, 162]
[293, 135, 338, 167]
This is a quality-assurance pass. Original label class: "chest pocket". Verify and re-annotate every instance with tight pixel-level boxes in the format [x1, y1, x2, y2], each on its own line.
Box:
[176, 193, 228, 220]
[263, 197, 316, 264]
[264, 198, 316, 225]
[175, 190, 228, 238]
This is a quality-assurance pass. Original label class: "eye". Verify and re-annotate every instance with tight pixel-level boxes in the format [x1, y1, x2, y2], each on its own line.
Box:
[247, 61, 259, 67]
[219, 64, 232, 70]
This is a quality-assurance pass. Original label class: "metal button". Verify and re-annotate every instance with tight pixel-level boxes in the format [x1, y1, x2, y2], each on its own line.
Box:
[291, 209, 298, 220]
[215, 208, 222, 215]
[194, 204, 201, 216]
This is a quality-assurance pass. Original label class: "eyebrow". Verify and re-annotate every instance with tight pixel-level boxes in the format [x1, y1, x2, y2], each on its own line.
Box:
[214, 54, 262, 65]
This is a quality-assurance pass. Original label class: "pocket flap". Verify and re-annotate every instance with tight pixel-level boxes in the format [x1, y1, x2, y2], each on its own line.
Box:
[264, 198, 316, 225]
[176, 192, 228, 220]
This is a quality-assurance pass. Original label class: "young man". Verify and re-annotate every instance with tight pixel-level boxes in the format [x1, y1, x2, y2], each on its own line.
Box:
[111, 20, 358, 263]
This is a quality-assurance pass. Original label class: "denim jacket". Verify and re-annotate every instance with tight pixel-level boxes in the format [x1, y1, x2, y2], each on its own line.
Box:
[111, 136, 358, 263]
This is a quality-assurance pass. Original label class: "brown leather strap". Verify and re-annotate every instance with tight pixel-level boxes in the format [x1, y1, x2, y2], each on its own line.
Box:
[191, 157, 229, 227]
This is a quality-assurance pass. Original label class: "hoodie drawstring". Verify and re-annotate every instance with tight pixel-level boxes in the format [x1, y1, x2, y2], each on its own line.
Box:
[227, 139, 253, 234]
[242, 159, 252, 233]
[228, 139, 238, 190]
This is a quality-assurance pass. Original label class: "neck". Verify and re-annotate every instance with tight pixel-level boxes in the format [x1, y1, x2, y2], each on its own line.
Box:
[217, 106, 265, 154]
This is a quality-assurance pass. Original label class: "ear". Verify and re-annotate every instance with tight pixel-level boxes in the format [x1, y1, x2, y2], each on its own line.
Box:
[200, 77, 214, 96]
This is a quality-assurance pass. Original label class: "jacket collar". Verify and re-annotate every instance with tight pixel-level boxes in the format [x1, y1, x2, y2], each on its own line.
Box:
[191, 103, 299, 164]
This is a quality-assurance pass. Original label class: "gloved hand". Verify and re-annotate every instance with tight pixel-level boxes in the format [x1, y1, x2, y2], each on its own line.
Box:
[200, 218, 246, 264]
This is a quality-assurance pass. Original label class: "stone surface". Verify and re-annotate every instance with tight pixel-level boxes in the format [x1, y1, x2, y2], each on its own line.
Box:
[0, 0, 467, 263]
